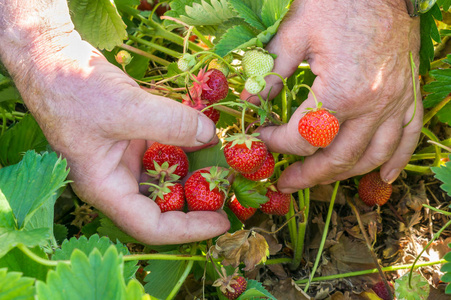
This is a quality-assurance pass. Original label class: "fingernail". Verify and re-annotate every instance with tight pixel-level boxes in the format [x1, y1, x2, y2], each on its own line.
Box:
[196, 113, 215, 144]
[384, 168, 400, 184]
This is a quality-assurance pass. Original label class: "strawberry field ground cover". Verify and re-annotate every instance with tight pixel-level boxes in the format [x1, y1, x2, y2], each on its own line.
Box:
[0, 0, 451, 299]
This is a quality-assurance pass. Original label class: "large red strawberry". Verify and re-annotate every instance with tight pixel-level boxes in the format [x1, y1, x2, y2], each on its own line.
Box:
[260, 188, 291, 216]
[142, 142, 189, 178]
[223, 133, 268, 174]
[185, 167, 230, 211]
[298, 108, 339, 148]
[142, 181, 185, 212]
[358, 171, 392, 206]
[228, 196, 257, 223]
[241, 152, 275, 181]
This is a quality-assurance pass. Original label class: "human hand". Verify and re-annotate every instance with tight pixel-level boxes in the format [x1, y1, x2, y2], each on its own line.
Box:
[242, 0, 423, 193]
[0, 2, 229, 245]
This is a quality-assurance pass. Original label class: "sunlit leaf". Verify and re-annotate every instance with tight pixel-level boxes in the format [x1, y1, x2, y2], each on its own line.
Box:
[0, 268, 35, 300]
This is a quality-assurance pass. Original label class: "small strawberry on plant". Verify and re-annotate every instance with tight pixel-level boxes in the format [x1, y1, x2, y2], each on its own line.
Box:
[182, 93, 220, 124]
[177, 53, 196, 72]
[185, 167, 230, 211]
[213, 268, 247, 300]
[358, 171, 392, 206]
[208, 58, 230, 77]
[244, 75, 266, 95]
[142, 142, 189, 178]
[241, 151, 275, 181]
[372, 281, 394, 300]
[228, 196, 257, 223]
[260, 187, 291, 216]
[242, 47, 274, 77]
[141, 181, 185, 212]
[297, 85, 339, 148]
[223, 133, 268, 174]
[115, 50, 132, 66]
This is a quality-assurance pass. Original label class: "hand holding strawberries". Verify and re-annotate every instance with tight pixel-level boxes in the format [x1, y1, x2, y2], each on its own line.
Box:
[0, 0, 229, 245]
[242, 0, 423, 193]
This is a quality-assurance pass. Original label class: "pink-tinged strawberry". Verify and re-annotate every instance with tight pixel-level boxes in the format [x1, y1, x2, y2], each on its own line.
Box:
[223, 133, 268, 174]
[213, 268, 247, 300]
[242, 152, 275, 181]
[358, 171, 392, 206]
[228, 196, 257, 223]
[182, 94, 220, 124]
[260, 188, 291, 216]
[372, 281, 394, 300]
[298, 108, 339, 148]
[143, 142, 189, 178]
[142, 181, 185, 212]
[191, 67, 229, 104]
[185, 167, 230, 211]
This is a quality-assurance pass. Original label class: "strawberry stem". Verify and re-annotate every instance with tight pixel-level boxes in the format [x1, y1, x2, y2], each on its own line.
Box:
[296, 83, 319, 108]
[403, 52, 417, 128]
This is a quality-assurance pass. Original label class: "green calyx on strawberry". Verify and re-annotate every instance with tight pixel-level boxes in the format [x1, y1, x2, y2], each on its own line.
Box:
[223, 133, 268, 174]
[177, 53, 196, 72]
[242, 47, 275, 78]
[213, 268, 247, 300]
[298, 100, 339, 148]
[145, 161, 181, 184]
[358, 171, 392, 206]
[141, 181, 185, 212]
[260, 186, 291, 216]
[244, 75, 266, 95]
[185, 167, 230, 211]
[143, 142, 189, 178]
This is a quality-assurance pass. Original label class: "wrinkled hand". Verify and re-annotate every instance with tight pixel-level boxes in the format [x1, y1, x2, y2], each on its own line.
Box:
[4, 31, 229, 245]
[242, 0, 422, 193]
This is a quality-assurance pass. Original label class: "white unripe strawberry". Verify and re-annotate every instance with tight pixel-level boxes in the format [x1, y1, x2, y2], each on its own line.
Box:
[242, 48, 274, 77]
[244, 75, 266, 94]
[177, 53, 196, 71]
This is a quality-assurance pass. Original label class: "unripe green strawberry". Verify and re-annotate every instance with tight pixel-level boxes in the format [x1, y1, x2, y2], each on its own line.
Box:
[115, 50, 132, 66]
[298, 108, 339, 148]
[242, 48, 274, 77]
[358, 171, 392, 206]
[244, 75, 266, 95]
[177, 53, 196, 71]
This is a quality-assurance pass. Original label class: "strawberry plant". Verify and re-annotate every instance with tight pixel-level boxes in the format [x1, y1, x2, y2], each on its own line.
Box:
[1, 0, 451, 299]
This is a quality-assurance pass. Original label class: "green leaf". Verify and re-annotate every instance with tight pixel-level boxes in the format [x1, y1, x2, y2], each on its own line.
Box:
[423, 60, 451, 108]
[214, 25, 257, 56]
[144, 252, 186, 299]
[0, 151, 69, 228]
[0, 228, 50, 259]
[0, 189, 15, 230]
[97, 213, 140, 244]
[0, 114, 48, 166]
[186, 142, 229, 172]
[126, 279, 151, 300]
[437, 0, 451, 10]
[53, 224, 68, 245]
[52, 234, 138, 283]
[431, 159, 451, 196]
[0, 246, 50, 281]
[68, 0, 127, 51]
[237, 279, 276, 300]
[177, 0, 236, 26]
[229, 0, 266, 31]
[0, 268, 35, 300]
[231, 175, 269, 208]
[436, 103, 451, 124]
[419, 4, 442, 75]
[0, 85, 21, 103]
[37, 246, 128, 300]
[260, 0, 290, 28]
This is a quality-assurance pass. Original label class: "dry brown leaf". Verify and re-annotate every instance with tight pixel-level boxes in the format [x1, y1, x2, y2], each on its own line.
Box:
[269, 278, 311, 300]
[210, 229, 269, 271]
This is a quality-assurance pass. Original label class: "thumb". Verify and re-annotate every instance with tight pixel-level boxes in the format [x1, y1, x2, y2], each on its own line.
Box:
[241, 9, 309, 103]
[111, 87, 217, 147]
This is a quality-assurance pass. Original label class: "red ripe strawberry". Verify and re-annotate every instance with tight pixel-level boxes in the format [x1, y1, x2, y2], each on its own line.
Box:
[358, 171, 392, 206]
[182, 93, 220, 124]
[201, 69, 229, 104]
[185, 167, 230, 211]
[228, 196, 257, 223]
[222, 276, 247, 300]
[143, 182, 185, 212]
[372, 281, 394, 300]
[203, 106, 220, 124]
[143, 142, 189, 178]
[260, 188, 291, 216]
[223, 133, 268, 174]
[298, 108, 339, 148]
[241, 152, 275, 181]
